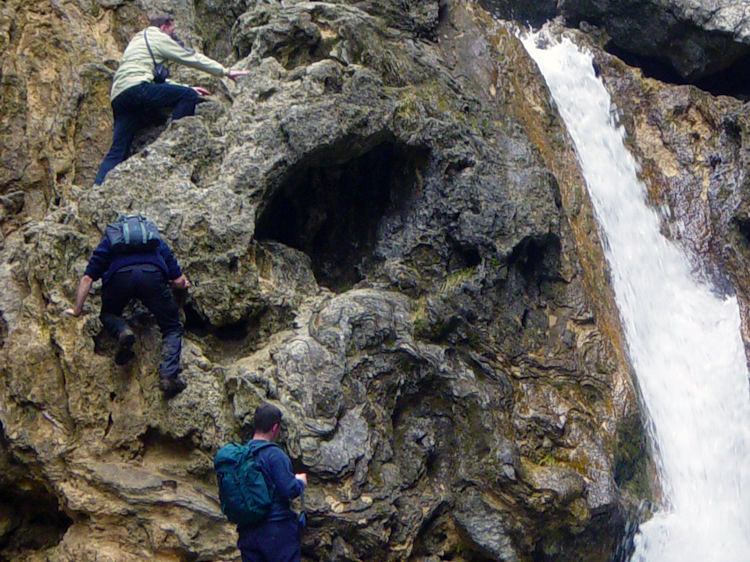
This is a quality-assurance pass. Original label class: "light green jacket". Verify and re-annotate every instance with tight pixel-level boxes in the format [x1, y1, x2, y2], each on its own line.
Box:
[111, 26, 228, 101]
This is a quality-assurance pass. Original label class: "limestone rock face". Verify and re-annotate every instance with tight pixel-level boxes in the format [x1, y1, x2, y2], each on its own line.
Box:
[0, 1, 648, 561]
[481, 0, 750, 81]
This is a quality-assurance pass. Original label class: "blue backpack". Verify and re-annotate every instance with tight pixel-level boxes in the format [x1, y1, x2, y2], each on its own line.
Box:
[105, 214, 161, 254]
[214, 441, 276, 526]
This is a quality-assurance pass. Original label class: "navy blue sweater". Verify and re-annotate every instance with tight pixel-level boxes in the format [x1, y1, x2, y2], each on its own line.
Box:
[248, 440, 305, 525]
[84, 236, 182, 286]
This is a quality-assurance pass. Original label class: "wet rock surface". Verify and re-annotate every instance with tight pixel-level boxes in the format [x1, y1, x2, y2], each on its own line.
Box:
[481, 0, 750, 84]
[0, 0, 653, 560]
[582, 31, 750, 366]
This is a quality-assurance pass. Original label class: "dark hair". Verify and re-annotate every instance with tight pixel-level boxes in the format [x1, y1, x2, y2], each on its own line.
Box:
[253, 403, 282, 433]
[149, 15, 174, 28]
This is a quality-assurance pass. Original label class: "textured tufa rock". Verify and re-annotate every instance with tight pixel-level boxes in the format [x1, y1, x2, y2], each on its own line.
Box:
[0, 0, 652, 560]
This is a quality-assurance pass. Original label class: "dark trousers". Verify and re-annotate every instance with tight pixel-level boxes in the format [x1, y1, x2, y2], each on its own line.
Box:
[94, 82, 199, 185]
[237, 518, 301, 562]
[100, 264, 183, 379]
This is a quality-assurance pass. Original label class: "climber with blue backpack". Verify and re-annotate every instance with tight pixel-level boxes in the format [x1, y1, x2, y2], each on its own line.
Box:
[215, 403, 307, 562]
[65, 214, 190, 398]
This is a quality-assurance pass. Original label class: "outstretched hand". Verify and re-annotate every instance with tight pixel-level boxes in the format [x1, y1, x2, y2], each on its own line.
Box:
[226, 69, 251, 82]
[192, 86, 211, 96]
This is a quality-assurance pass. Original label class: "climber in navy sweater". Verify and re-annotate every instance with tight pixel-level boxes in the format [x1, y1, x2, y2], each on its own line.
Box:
[65, 219, 190, 398]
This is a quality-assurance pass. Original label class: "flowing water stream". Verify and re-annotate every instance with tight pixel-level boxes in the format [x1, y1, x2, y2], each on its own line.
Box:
[521, 32, 750, 561]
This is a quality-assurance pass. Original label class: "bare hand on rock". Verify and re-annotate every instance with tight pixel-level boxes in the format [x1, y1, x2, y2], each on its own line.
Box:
[226, 69, 251, 82]
[170, 274, 191, 289]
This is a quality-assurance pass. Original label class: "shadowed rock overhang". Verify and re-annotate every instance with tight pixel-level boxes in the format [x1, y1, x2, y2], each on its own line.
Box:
[255, 140, 430, 292]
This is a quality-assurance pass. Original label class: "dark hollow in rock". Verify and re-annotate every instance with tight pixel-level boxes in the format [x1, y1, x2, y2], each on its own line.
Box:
[0, 481, 72, 559]
[183, 302, 248, 340]
[695, 55, 750, 100]
[139, 426, 199, 461]
[183, 302, 294, 362]
[447, 241, 482, 273]
[732, 216, 750, 247]
[507, 232, 563, 288]
[605, 42, 750, 99]
[255, 141, 429, 292]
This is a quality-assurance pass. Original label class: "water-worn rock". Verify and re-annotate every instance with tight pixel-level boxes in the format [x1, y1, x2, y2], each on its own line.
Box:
[0, 0, 649, 560]
[581, 30, 750, 365]
[565, 0, 750, 81]
[482, 0, 750, 81]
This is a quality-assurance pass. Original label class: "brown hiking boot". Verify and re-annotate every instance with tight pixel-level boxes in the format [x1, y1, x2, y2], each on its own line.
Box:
[114, 327, 136, 365]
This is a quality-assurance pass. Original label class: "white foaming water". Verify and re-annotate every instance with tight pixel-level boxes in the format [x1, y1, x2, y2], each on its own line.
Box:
[521, 33, 750, 561]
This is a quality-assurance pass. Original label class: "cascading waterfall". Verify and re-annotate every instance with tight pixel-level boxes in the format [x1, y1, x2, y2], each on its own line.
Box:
[521, 32, 750, 561]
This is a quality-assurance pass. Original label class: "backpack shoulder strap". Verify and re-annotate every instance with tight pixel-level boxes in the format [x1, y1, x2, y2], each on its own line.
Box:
[244, 441, 279, 493]
[246, 440, 278, 456]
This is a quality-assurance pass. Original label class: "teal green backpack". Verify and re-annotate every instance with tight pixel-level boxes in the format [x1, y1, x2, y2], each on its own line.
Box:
[214, 441, 276, 526]
[105, 214, 161, 254]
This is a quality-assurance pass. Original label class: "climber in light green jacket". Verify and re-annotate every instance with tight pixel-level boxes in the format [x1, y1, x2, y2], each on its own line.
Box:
[95, 14, 249, 185]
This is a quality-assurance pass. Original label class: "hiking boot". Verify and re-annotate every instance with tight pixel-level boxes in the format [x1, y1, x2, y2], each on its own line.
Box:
[114, 327, 136, 365]
[159, 376, 187, 399]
